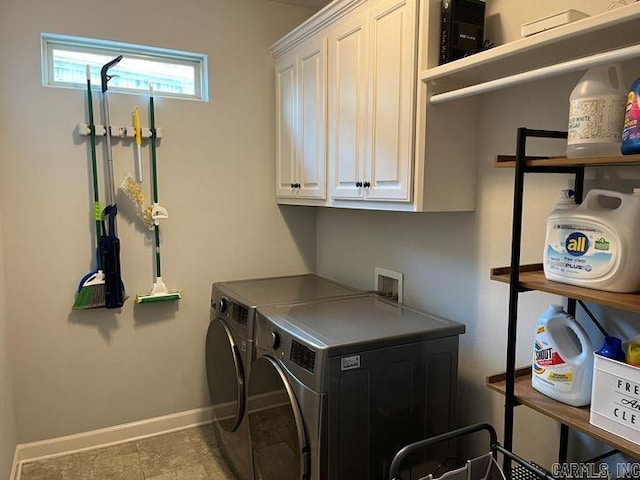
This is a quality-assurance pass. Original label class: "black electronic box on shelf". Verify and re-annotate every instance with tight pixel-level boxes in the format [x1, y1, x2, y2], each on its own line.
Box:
[439, 0, 486, 64]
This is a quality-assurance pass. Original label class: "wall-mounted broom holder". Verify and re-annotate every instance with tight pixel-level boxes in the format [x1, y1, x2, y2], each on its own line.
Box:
[77, 123, 163, 139]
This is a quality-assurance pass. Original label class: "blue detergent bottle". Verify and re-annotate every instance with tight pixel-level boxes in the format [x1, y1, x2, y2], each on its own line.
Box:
[622, 77, 640, 155]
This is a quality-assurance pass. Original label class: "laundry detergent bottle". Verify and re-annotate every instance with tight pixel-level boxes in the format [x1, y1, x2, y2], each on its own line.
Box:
[543, 188, 640, 292]
[621, 77, 640, 155]
[566, 63, 627, 158]
[532, 305, 594, 407]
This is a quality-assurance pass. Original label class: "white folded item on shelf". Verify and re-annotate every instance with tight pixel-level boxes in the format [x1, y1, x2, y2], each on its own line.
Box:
[521, 9, 589, 37]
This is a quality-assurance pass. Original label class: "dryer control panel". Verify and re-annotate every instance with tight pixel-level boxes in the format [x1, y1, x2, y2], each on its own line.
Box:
[210, 285, 255, 339]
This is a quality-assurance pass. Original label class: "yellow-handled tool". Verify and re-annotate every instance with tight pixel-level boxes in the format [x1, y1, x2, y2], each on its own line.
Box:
[133, 106, 143, 183]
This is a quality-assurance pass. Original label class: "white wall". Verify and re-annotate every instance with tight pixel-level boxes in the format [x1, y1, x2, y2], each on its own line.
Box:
[317, 0, 640, 467]
[0, 0, 318, 443]
[0, 209, 16, 480]
[485, 0, 624, 44]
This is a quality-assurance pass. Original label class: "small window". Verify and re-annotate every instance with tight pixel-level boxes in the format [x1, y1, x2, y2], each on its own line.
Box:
[41, 33, 208, 101]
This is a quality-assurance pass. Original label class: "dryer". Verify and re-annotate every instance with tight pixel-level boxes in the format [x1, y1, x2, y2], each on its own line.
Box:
[205, 274, 362, 480]
[247, 294, 465, 480]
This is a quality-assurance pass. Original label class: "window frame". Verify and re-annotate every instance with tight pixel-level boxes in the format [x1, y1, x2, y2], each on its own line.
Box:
[41, 32, 209, 102]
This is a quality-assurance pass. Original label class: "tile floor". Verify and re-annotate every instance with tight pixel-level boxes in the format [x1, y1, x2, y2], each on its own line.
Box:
[19, 424, 238, 480]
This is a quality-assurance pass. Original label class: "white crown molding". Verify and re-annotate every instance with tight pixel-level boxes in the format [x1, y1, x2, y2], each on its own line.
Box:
[270, 0, 367, 57]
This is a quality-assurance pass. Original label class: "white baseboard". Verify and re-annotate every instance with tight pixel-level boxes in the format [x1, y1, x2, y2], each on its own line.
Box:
[11, 406, 213, 479]
[10, 391, 290, 480]
[9, 448, 20, 480]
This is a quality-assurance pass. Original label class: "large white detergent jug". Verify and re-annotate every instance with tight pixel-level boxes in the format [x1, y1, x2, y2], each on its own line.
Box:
[532, 305, 594, 407]
[543, 188, 640, 292]
[566, 63, 627, 158]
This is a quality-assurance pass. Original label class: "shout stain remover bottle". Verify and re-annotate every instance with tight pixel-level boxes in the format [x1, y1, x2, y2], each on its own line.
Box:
[532, 305, 594, 407]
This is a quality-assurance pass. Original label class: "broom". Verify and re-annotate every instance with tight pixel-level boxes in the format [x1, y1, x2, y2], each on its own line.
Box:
[73, 66, 105, 309]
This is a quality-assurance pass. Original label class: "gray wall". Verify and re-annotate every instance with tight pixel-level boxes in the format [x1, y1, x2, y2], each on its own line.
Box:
[0, 0, 317, 444]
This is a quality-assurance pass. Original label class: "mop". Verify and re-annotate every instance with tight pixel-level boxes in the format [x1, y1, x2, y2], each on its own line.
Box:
[121, 106, 153, 230]
[136, 84, 181, 303]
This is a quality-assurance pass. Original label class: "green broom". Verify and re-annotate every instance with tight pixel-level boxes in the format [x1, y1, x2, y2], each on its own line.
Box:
[135, 84, 181, 304]
[73, 66, 105, 309]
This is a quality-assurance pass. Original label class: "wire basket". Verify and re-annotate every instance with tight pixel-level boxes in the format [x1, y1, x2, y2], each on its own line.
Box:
[389, 424, 558, 480]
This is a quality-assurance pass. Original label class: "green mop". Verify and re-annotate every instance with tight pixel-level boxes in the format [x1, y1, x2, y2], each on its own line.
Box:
[136, 84, 181, 304]
[73, 66, 105, 309]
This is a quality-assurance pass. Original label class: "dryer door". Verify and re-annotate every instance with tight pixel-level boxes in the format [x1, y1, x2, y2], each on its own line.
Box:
[205, 318, 245, 432]
[248, 356, 310, 480]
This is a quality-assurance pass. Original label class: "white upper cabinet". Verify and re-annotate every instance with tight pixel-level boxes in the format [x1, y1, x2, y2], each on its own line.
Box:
[275, 49, 297, 198]
[365, 0, 414, 201]
[327, 4, 369, 200]
[275, 34, 327, 200]
[328, 0, 415, 202]
[271, 0, 475, 211]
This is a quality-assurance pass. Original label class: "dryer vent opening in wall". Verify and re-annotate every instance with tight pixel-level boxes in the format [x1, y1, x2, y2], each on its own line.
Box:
[374, 267, 403, 303]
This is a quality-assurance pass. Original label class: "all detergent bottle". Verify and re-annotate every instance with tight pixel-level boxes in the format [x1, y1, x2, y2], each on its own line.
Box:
[566, 63, 627, 158]
[543, 188, 640, 292]
[532, 305, 594, 407]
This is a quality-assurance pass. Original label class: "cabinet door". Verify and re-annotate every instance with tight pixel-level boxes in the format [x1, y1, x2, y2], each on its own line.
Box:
[275, 50, 298, 198]
[328, 5, 369, 200]
[365, 0, 415, 201]
[297, 35, 327, 199]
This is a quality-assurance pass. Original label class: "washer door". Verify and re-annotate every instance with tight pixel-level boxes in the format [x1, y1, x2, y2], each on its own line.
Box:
[205, 318, 244, 432]
[248, 356, 309, 480]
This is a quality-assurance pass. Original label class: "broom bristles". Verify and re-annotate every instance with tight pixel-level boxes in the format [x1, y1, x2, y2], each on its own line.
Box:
[72, 270, 106, 309]
[73, 283, 106, 309]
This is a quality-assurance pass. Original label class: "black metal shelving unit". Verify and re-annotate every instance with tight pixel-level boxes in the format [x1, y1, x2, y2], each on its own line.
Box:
[503, 128, 583, 472]
[494, 127, 640, 476]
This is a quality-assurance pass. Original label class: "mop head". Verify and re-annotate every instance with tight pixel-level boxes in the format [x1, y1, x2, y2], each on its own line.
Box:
[136, 277, 181, 304]
[120, 175, 154, 230]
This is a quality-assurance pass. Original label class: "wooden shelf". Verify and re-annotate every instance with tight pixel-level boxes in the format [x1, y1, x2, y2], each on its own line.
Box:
[494, 155, 640, 168]
[420, 3, 640, 93]
[491, 264, 640, 314]
[487, 368, 640, 458]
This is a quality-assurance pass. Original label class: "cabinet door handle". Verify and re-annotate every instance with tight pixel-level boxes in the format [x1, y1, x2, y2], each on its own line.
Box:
[290, 183, 295, 188]
[363, 181, 371, 188]
[356, 181, 363, 188]
[295, 183, 301, 188]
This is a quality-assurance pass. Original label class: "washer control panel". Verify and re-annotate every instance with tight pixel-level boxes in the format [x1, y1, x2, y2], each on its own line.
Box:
[290, 339, 316, 373]
[255, 313, 319, 374]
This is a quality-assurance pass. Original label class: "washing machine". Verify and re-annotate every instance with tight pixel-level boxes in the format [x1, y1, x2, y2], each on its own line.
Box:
[247, 294, 465, 480]
[205, 274, 363, 480]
